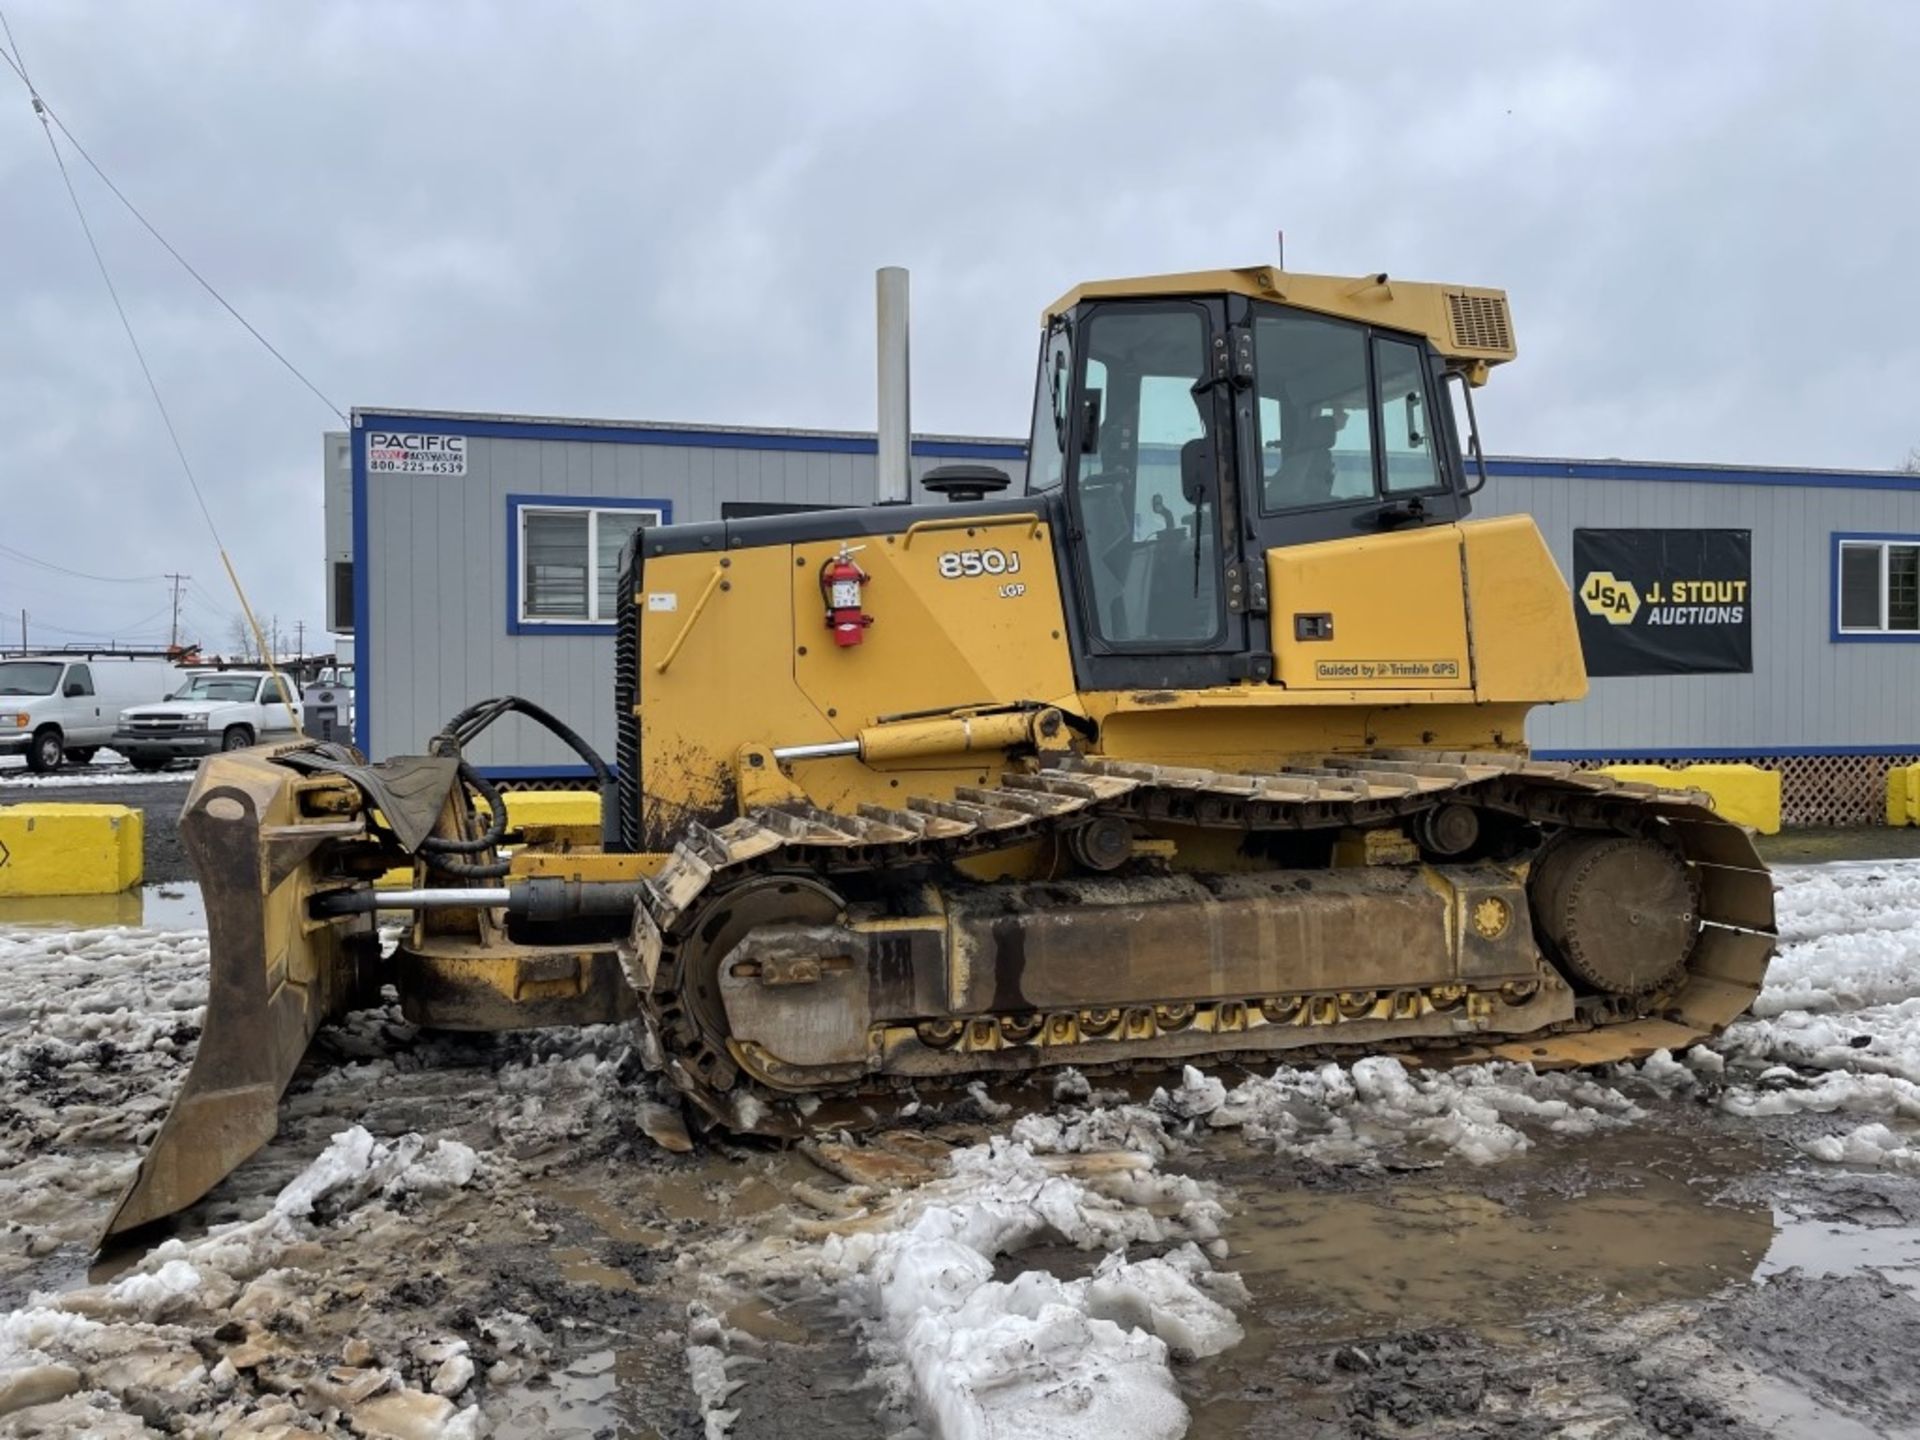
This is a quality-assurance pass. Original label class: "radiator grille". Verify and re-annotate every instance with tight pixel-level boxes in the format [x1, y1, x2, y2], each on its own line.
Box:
[1445, 291, 1514, 353]
[614, 540, 643, 853]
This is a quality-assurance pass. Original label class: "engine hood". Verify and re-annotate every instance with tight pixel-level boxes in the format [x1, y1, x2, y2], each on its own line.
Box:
[124, 701, 226, 720]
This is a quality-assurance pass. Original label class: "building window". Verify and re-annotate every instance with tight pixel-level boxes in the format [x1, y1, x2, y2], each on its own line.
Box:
[1836, 536, 1920, 638]
[510, 496, 670, 630]
[331, 561, 355, 631]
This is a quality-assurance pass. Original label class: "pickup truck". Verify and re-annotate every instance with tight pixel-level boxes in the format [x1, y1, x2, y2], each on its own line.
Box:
[113, 671, 304, 771]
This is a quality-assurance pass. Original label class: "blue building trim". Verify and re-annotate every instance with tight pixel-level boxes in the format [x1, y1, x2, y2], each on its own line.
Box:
[351, 427, 370, 755]
[354, 411, 1028, 462]
[505, 493, 673, 636]
[1828, 531, 1920, 643]
[477, 764, 602, 780]
[1536, 744, 1920, 760]
[1486, 456, 1920, 493]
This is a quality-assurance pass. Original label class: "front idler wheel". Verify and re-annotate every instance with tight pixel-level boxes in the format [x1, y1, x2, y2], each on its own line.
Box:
[1529, 834, 1698, 995]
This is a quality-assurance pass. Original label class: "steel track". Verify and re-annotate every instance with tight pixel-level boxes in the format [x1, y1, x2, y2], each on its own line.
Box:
[627, 750, 1777, 1131]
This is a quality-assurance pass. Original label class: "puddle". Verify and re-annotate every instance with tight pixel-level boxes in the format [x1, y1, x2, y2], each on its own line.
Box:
[552, 1246, 645, 1295]
[0, 881, 204, 931]
[1760, 1208, 1920, 1296]
[490, 1344, 677, 1440]
[1180, 1129, 1779, 1433]
[1217, 1170, 1776, 1339]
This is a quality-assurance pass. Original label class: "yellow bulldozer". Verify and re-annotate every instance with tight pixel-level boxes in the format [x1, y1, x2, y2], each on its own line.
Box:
[105, 266, 1776, 1240]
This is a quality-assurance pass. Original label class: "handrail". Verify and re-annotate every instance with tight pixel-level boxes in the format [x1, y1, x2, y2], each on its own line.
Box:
[900, 512, 1045, 549]
[652, 563, 727, 674]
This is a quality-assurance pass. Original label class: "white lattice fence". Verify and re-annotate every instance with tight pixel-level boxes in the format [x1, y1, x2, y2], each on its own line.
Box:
[1566, 754, 1916, 829]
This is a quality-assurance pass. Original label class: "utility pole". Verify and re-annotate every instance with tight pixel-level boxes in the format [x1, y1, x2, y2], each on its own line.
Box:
[164, 573, 191, 649]
[17, 610, 24, 651]
[294, 619, 305, 659]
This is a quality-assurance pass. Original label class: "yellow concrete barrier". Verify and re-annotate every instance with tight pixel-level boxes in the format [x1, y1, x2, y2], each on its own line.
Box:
[1888, 764, 1920, 826]
[1597, 764, 1781, 834]
[478, 791, 602, 828]
[0, 804, 144, 896]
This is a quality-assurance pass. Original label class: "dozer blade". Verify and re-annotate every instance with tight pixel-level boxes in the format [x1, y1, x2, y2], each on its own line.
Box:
[102, 749, 376, 1243]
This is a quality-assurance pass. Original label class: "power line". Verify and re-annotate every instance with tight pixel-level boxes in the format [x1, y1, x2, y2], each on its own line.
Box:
[2, 12, 305, 725]
[8, 38, 226, 551]
[0, 18, 345, 422]
[0, 540, 167, 585]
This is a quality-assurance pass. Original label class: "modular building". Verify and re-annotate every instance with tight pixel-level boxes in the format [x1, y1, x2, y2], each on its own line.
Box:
[327, 408, 1920, 825]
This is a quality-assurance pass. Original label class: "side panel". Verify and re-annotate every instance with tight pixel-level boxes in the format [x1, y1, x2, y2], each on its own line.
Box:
[635, 517, 1078, 846]
[1269, 527, 1473, 690]
[787, 518, 1076, 730]
[1460, 515, 1588, 704]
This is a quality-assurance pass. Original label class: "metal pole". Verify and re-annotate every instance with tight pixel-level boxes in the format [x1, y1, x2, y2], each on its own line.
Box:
[771, 739, 862, 762]
[165, 573, 189, 650]
[876, 266, 911, 505]
[349, 888, 512, 909]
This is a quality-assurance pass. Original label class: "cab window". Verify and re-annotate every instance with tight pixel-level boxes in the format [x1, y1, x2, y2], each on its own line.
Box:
[1026, 324, 1071, 493]
[1254, 311, 1376, 511]
[1073, 305, 1221, 647]
[1376, 336, 1443, 494]
[65, 664, 94, 697]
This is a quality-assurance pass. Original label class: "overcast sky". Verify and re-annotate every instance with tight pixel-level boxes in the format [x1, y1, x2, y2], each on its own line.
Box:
[3, 2, 1917, 650]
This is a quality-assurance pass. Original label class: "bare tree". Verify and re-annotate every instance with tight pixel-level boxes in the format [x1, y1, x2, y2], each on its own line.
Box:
[227, 617, 258, 661]
[1902, 449, 1920, 476]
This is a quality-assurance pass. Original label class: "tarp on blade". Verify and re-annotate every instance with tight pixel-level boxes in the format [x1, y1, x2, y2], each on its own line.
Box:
[277, 746, 459, 852]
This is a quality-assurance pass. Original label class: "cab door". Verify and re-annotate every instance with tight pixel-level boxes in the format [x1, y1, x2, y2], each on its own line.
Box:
[1054, 299, 1257, 691]
[1243, 299, 1474, 690]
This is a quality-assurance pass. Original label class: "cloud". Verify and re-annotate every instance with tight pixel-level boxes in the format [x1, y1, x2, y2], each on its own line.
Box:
[2, 0, 1916, 645]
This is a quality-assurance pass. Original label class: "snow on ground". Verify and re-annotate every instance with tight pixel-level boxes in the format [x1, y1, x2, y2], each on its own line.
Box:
[0, 752, 188, 788]
[0, 1125, 486, 1437]
[703, 1131, 1240, 1440]
[0, 926, 207, 1264]
[8, 857, 1920, 1433]
[1716, 860, 1920, 1173]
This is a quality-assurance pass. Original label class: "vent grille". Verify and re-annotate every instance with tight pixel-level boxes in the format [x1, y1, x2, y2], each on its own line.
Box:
[1445, 291, 1514, 353]
[613, 540, 642, 854]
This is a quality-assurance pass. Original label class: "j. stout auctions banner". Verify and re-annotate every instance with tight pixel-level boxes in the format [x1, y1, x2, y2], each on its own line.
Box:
[1572, 529, 1752, 677]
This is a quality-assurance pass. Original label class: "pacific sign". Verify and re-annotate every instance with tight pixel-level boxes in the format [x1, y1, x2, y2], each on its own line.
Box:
[366, 432, 467, 476]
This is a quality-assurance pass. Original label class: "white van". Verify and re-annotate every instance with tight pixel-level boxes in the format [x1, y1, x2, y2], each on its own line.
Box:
[0, 655, 189, 772]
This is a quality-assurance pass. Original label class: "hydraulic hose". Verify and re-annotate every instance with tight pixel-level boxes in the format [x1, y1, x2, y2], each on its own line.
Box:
[415, 696, 616, 880]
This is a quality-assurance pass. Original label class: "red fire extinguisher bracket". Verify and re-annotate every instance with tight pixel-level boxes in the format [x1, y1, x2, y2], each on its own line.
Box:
[819, 544, 874, 648]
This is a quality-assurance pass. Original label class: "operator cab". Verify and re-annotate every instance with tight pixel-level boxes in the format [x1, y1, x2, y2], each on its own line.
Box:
[1026, 267, 1512, 690]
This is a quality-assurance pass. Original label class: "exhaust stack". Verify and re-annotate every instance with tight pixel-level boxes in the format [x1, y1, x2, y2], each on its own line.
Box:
[876, 266, 910, 505]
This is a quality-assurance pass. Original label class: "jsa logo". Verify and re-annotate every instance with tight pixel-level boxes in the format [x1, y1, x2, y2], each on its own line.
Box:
[1579, 570, 1640, 626]
[938, 548, 1021, 579]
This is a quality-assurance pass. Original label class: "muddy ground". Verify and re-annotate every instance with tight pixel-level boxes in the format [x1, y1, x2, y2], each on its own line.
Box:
[3, 849, 1920, 1435]
[8, 1013, 1920, 1439]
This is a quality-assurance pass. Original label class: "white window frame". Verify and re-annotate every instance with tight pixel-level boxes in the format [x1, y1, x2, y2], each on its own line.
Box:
[1836, 539, 1920, 635]
[515, 502, 665, 628]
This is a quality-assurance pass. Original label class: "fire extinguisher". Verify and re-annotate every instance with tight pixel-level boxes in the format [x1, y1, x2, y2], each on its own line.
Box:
[820, 543, 873, 647]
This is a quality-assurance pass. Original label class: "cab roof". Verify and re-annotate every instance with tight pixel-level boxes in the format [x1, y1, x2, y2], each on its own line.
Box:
[1044, 266, 1516, 378]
